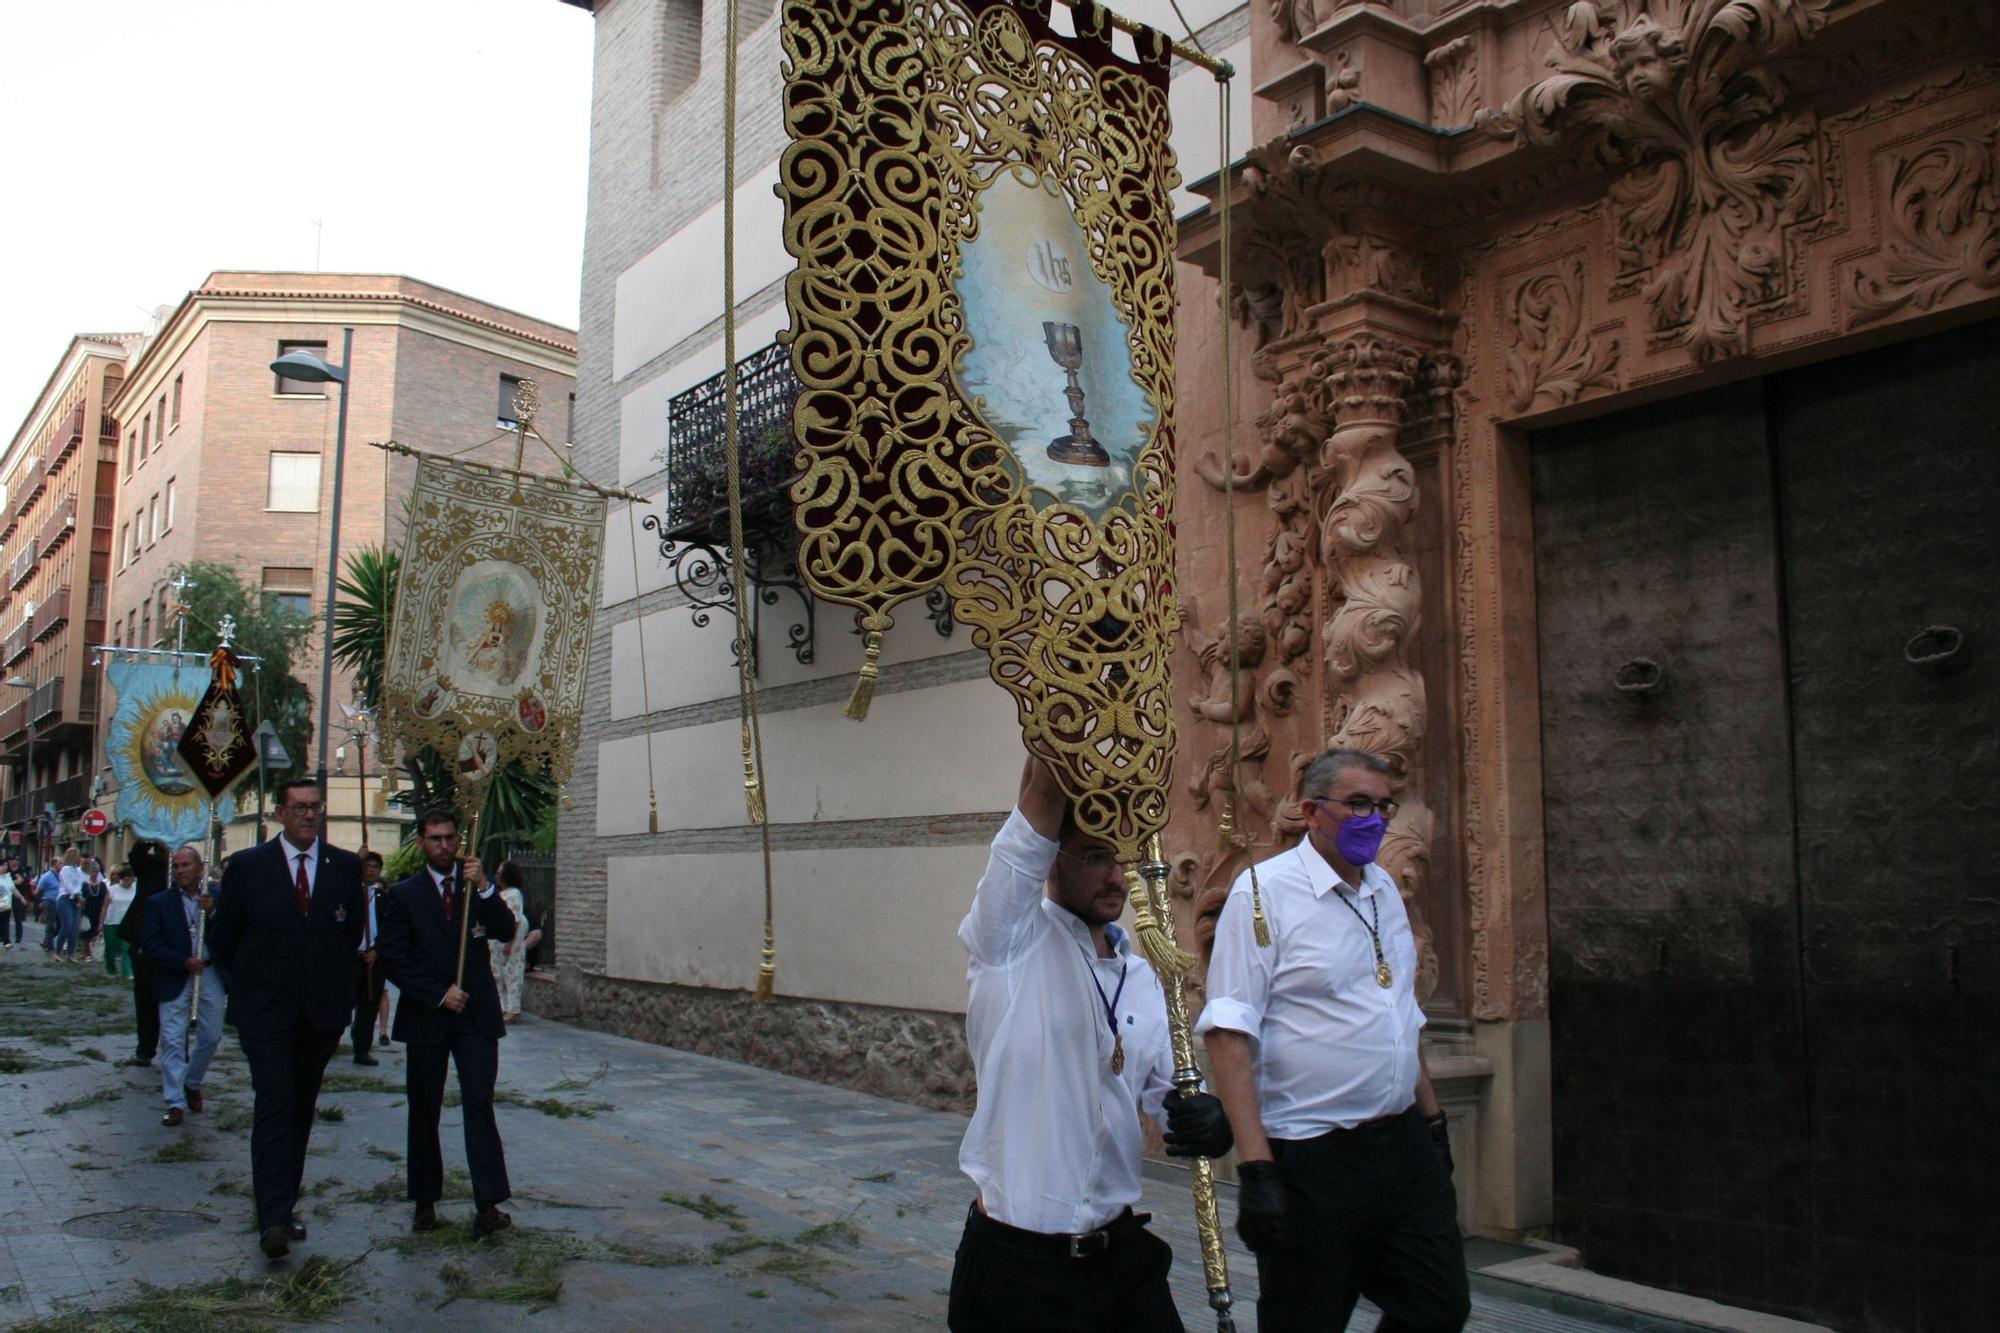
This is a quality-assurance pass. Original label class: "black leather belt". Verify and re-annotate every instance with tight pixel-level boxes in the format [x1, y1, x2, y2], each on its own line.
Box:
[967, 1201, 1151, 1258]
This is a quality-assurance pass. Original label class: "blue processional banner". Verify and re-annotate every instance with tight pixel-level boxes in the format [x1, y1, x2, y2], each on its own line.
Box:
[105, 659, 237, 847]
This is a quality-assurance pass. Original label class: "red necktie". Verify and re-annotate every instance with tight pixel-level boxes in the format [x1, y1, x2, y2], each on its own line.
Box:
[294, 853, 311, 916]
[441, 874, 456, 921]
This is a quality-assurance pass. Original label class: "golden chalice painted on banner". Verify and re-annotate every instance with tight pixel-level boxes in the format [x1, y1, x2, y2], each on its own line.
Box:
[1042, 320, 1111, 467]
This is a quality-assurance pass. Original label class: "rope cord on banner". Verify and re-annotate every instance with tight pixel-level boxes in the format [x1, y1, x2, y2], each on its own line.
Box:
[623, 505, 662, 834]
[1211, 76, 1269, 949]
[721, 0, 779, 1001]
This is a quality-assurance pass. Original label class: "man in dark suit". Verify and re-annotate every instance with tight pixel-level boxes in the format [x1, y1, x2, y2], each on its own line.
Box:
[350, 850, 387, 1065]
[117, 839, 171, 1066]
[377, 806, 516, 1236]
[141, 845, 226, 1127]
[209, 777, 366, 1259]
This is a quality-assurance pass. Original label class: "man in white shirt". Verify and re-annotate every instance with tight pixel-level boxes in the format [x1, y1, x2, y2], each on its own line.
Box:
[1199, 748, 1468, 1332]
[951, 754, 1234, 1332]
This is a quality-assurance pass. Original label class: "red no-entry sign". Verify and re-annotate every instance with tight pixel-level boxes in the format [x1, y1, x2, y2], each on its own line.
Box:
[79, 809, 110, 837]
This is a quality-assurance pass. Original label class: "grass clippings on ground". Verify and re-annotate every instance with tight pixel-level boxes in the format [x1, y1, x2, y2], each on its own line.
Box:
[661, 1191, 748, 1232]
[11, 1252, 365, 1332]
[365, 1145, 402, 1161]
[542, 1061, 610, 1093]
[389, 1221, 687, 1314]
[152, 1139, 207, 1164]
[316, 1104, 345, 1123]
[442, 1087, 610, 1119]
[45, 1088, 120, 1115]
[797, 1216, 863, 1249]
[76, 1047, 107, 1062]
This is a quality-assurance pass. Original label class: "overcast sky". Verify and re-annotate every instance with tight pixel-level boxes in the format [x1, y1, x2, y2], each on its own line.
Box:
[1, 0, 595, 436]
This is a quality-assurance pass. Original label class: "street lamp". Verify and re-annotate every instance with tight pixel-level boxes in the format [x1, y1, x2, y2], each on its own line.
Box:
[269, 328, 354, 792]
[5, 676, 35, 869]
[338, 697, 377, 852]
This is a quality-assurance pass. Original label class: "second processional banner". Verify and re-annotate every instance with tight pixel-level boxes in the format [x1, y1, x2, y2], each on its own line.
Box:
[380, 457, 607, 791]
[780, 0, 1182, 856]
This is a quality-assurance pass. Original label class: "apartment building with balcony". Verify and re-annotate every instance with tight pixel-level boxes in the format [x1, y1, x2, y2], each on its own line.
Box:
[106, 271, 578, 851]
[0, 333, 140, 866]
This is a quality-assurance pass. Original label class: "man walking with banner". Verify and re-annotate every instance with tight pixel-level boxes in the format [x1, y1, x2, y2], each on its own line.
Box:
[143, 844, 224, 1127]
[377, 806, 517, 1236]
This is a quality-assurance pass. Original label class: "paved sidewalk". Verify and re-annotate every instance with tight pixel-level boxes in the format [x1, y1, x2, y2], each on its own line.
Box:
[0, 943, 1702, 1330]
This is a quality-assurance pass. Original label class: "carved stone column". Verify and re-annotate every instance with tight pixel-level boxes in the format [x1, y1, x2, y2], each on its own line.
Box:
[1312, 332, 1440, 996]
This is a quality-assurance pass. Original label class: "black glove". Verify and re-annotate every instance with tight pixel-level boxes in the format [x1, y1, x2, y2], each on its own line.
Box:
[1235, 1160, 1292, 1254]
[1428, 1111, 1453, 1178]
[1162, 1091, 1233, 1159]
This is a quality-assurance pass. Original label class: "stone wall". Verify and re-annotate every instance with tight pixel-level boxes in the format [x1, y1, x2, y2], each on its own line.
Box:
[526, 969, 975, 1114]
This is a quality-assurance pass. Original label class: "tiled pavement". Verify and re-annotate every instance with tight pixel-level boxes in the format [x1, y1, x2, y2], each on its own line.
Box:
[0, 944, 1701, 1330]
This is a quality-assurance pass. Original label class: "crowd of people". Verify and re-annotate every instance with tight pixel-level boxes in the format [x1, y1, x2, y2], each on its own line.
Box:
[7, 777, 547, 1261]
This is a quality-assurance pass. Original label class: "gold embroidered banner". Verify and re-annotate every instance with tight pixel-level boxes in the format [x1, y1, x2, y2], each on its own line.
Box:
[381, 457, 606, 793]
[780, 0, 1181, 856]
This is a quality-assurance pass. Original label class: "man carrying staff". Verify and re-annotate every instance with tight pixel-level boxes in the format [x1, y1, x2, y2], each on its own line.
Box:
[142, 845, 226, 1127]
[950, 755, 1234, 1331]
[210, 778, 367, 1259]
[376, 808, 517, 1236]
[1198, 749, 1469, 1333]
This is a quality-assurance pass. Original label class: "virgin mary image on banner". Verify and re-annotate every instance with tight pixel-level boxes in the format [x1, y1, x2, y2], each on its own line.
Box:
[442, 561, 543, 697]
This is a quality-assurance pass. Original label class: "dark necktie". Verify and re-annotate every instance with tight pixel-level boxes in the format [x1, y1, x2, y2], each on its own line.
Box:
[294, 853, 311, 916]
[441, 874, 456, 921]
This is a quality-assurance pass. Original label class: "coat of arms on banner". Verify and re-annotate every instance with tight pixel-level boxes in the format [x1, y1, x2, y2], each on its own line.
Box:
[177, 642, 257, 798]
[780, 0, 1182, 854]
[381, 456, 607, 788]
[105, 659, 237, 846]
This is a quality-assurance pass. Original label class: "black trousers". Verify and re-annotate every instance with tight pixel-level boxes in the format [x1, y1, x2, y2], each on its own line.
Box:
[241, 1027, 344, 1231]
[350, 956, 386, 1056]
[948, 1203, 1183, 1332]
[1256, 1107, 1471, 1333]
[130, 955, 158, 1060]
[405, 1033, 511, 1209]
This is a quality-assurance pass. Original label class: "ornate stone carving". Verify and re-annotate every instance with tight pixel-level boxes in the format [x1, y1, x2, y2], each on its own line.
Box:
[1326, 48, 1363, 112]
[1504, 258, 1623, 410]
[1270, 0, 1317, 47]
[1426, 35, 1481, 128]
[1481, 1, 1837, 363]
[1327, 234, 1439, 307]
[1185, 610, 1281, 825]
[1849, 124, 2000, 326]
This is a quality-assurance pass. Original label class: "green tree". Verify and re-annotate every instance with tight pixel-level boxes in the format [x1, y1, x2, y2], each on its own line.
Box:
[172, 561, 316, 797]
[331, 545, 398, 710]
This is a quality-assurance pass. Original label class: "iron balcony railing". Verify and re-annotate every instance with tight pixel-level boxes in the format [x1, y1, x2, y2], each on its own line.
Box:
[48, 406, 84, 471]
[0, 626, 28, 670]
[31, 590, 68, 642]
[28, 676, 62, 724]
[37, 495, 75, 558]
[662, 340, 802, 538]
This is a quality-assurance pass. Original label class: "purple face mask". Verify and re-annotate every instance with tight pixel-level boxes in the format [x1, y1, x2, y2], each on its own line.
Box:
[1334, 811, 1387, 865]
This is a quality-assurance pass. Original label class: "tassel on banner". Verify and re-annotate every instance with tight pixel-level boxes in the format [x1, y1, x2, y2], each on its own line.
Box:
[1251, 868, 1272, 948]
[1215, 793, 1235, 855]
[842, 628, 884, 720]
[754, 929, 776, 1002]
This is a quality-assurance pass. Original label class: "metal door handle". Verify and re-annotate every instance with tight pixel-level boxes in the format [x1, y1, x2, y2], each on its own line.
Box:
[1615, 657, 1665, 698]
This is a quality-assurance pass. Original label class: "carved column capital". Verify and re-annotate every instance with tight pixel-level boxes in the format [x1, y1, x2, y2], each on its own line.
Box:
[1316, 333, 1421, 426]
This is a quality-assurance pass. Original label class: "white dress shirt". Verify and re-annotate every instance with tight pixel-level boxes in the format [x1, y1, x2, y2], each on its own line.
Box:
[278, 836, 321, 896]
[957, 809, 1175, 1235]
[1196, 837, 1425, 1138]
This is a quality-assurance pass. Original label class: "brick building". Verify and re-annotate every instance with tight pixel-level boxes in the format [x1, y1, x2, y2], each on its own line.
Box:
[0, 334, 141, 868]
[106, 271, 578, 852]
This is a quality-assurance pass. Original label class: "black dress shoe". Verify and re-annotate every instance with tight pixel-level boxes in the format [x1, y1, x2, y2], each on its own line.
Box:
[286, 1218, 307, 1241]
[412, 1202, 440, 1232]
[260, 1225, 291, 1258]
[473, 1205, 512, 1237]
[354, 1054, 379, 1066]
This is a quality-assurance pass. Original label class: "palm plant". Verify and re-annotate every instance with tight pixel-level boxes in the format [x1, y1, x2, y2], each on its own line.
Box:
[331, 546, 399, 711]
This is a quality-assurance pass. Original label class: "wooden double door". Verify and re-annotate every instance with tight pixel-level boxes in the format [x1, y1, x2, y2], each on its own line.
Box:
[1532, 323, 1999, 1332]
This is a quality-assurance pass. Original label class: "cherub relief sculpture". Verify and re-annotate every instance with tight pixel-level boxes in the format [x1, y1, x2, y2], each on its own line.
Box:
[1480, 0, 1836, 362]
[1186, 611, 1280, 825]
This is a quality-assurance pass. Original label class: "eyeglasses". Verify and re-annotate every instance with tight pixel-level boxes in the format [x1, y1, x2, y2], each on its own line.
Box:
[1315, 796, 1400, 820]
[1057, 847, 1122, 869]
[284, 802, 325, 814]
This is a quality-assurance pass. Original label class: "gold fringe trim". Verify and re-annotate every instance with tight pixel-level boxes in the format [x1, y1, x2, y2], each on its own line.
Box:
[1250, 864, 1271, 948]
[842, 628, 884, 720]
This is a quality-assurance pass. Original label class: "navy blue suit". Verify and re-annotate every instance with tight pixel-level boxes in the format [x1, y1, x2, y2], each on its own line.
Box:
[140, 886, 223, 1003]
[377, 865, 516, 1210]
[209, 837, 367, 1232]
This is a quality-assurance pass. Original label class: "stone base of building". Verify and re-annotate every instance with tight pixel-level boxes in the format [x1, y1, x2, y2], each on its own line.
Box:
[526, 968, 975, 1114]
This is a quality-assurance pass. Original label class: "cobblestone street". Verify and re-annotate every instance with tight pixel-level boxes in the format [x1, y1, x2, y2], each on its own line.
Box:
[1, 945, 1710, 1330]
